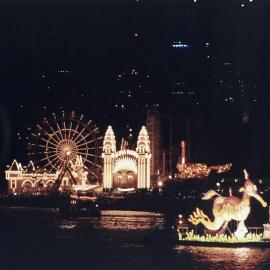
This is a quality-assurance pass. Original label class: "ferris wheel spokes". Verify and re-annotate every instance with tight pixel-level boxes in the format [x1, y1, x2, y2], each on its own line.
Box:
[28, 111, 102, 178]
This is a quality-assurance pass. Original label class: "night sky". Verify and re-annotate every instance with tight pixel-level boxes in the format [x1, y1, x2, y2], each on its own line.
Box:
[1, 0, 270, 179]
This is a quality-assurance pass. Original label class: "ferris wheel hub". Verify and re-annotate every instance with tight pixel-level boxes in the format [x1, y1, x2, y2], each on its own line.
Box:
[56, 139, 78, 162]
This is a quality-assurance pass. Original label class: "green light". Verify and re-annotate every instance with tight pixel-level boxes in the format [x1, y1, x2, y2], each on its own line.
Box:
[178, 229, 263, 243]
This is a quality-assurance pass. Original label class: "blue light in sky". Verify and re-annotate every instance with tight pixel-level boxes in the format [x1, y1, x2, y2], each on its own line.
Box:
[172, 41, 189, 48]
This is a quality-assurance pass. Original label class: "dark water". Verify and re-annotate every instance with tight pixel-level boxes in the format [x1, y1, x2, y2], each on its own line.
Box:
[0, 207, 270, 270]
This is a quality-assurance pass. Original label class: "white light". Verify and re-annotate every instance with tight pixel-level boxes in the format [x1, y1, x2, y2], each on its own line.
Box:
[114, 152, 138, 173]
[172, 41, 189, 48]
[235, 222, 248, 239]
[216, 182, 220, 187]
[158, 181, 163, 187]
[117, 187, 135, 192]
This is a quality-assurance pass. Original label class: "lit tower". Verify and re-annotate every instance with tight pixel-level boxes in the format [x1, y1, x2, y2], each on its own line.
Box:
[102, 126, 116, 189]
[179, 140, 186, 179]
[73, 155, 85, 186]
[136, 126, 151, 188]
[5, 159, 23, 194]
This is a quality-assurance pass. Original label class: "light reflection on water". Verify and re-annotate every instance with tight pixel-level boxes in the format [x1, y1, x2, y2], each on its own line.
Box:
[96, 210, 165, 231]
[56, 210, 166, 243]
[175, 245, 270, 270]
[57, 210, 165, 231]
[2, 207, 270, 269]
[56, 210, 270, 269]
[58, 220, 78, 230]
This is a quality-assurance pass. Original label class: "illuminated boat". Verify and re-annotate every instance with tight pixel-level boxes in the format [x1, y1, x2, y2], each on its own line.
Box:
[57, 194, 100, 217]
[177, 239, 270, 248]
[177, 228, 270, 248]
[177, 170, 270, 247]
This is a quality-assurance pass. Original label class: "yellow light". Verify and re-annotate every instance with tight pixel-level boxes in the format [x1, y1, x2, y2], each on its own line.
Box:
[179, 230, 263, 243]
[158, 181, 163, 187]
[188, 170, 267, 236]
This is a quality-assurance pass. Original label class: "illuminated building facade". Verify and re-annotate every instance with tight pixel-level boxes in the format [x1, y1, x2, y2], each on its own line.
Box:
[102, 126, 151, 190]
[5, 155, 88, 195]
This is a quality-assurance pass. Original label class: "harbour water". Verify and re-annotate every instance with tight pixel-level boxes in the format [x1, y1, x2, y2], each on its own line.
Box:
[0, 207, 270, 270]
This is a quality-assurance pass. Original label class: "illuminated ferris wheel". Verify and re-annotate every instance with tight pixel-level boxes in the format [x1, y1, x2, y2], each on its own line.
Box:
[28, 111, 103, 178]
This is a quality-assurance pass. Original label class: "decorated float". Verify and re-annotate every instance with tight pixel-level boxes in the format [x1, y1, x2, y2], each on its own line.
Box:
[177, 169, 270, 247]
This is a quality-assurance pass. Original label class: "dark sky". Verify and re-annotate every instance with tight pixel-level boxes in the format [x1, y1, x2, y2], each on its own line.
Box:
[0, 0, 270, 176]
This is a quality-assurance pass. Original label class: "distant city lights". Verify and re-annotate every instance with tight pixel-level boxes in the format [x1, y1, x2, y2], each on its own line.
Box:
[172, 41, 189, 48]
[57, 70, 71, 73]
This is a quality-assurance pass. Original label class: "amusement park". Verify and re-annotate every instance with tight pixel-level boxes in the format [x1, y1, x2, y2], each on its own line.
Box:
[1, 109, 270, 249]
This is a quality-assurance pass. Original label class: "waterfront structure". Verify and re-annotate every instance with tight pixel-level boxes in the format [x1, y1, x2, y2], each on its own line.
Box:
[177, 140, 232, 178]
[5, 155, 88, 195]
[102, 125, 151, 190]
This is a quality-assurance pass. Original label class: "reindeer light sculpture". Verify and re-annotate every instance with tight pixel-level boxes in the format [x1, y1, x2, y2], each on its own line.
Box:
[189, 169, 267, 239]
